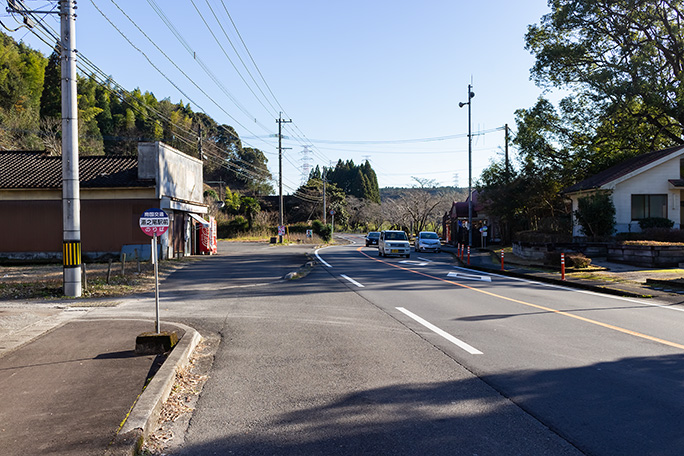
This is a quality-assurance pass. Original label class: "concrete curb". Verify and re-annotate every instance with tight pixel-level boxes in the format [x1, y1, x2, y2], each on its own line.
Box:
[444, 248, 651, 299]
[104, 322, 202, 456]
[462, 261, 650, 298]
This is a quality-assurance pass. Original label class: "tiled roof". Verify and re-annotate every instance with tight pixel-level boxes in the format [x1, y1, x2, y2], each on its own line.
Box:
[564, 145, 684, 193]
[0, 151, 154, 189]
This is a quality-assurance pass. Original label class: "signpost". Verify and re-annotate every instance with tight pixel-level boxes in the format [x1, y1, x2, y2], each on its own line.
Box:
[330, 209, 335, 240]
[139, 209, 169, 333]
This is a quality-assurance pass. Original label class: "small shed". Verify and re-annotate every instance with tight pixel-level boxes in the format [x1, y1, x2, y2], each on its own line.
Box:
[0, 141, 208, 262]
[442, 191, 491, 246]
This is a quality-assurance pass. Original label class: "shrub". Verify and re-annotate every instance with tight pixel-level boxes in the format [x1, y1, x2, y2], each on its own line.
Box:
[616, 228, 684, 243]
[217, 217, 249, 238]
[574, 191, 616, 238]
[311, 220, 332, 242]
[545, 251, 592, 268]
[638, 217, 674, 230]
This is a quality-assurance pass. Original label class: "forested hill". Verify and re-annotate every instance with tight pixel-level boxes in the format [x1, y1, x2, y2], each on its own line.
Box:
[0, 32, 273, 196]
[381, 186, 468, 202]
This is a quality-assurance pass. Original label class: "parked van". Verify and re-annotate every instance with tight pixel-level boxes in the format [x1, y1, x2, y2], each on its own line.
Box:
[378, 230, 410, 258]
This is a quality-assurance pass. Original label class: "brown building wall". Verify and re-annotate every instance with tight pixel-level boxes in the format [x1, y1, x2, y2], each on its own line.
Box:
[0, 198, 159, 254]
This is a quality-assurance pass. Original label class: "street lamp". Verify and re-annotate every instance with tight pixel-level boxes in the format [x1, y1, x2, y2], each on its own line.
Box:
[459, 84, 475, 246]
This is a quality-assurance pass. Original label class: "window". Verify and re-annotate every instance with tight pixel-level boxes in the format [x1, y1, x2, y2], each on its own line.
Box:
[631, 194, 668, 220]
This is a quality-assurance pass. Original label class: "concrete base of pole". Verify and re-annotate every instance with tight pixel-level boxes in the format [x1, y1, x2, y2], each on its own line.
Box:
[63, 267, 82, 297]
[135, 331, 179, 355]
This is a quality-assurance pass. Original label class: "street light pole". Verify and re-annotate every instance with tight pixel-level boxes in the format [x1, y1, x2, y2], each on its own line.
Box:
[459, 84, 475, 247]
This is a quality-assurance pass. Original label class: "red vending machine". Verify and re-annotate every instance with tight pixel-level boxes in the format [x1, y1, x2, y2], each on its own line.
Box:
[199, 216, 217, 254]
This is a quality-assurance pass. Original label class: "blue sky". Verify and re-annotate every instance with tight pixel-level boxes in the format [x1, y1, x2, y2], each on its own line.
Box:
[6, 0, 556, 192]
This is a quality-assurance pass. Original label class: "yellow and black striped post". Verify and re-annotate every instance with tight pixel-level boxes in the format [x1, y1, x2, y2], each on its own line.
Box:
[63, 240, 81, 268]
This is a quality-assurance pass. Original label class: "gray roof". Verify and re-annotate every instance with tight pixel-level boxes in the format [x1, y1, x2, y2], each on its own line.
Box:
[0, 151, 154, 189]
[564, 145, 684, 194]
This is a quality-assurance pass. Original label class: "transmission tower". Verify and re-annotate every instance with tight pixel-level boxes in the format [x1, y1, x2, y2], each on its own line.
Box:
[300, 146, 313, 184]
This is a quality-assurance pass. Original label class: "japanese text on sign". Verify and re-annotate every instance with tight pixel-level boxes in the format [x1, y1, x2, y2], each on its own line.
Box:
[139, 208, 170, 236]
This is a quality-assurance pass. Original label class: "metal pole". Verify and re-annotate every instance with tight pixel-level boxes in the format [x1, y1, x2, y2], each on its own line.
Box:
[323, 169, 327, 224]
[153, 234, 160, 333]
[61, 0, 81, 297]
[467, 84, 473, 248]
[504, 123, 510, 178]
[278, 115, 283, 243]
[276, 112, 291, 243]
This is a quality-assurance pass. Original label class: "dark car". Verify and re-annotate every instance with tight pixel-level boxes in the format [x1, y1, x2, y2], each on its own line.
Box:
[365, 231, 380, 247]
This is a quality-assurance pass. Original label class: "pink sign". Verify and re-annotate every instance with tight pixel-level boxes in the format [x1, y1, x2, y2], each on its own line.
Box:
[139, 208, 169, 236]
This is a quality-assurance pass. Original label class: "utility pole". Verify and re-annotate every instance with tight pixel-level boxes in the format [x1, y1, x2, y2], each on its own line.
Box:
[276, 112, 291, 243]
[7, 0, 78, 297]
[198, 124, 203, 160]
[459, 84, 475, 247]
[504, 123, 510, 178]
[61, 0, 81, 297]
[322, 167, 327, 224]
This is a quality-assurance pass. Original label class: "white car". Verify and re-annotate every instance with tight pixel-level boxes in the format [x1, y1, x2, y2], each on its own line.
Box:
[378, 230, 410, 258]
[415, 231, 441, 253]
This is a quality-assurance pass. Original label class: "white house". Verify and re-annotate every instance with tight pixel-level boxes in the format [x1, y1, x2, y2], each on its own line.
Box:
[564, 145, 684, 237]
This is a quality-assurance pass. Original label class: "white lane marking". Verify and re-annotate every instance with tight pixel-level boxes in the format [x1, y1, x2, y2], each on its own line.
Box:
[315, 247, 333, 268]
[447, 271, 492, 282]
[396, 307, 483, 355]
[417, 257, 434, 263]
[399, 260, 429, 266]
[450, 266, 684, 312]
[341, 274, 365, 288]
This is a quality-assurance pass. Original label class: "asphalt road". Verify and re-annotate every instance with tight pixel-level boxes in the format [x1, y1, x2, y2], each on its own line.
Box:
[321, 235, 684, 455]
[88, 240, 579, 455]
[83, 237, 684, 454]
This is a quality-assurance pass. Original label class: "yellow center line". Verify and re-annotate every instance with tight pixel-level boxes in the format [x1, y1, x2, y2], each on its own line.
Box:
[356, 247, 684, 351]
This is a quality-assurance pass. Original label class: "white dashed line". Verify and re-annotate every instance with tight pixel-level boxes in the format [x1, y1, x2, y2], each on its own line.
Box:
[341, 274, 364, 287]
[396, 307, 483, 355]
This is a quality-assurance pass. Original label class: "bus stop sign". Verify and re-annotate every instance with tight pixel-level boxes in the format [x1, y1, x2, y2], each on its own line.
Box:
[139, 208, 170, 236]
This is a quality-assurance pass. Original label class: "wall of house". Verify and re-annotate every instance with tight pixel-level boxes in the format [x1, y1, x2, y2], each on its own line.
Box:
[0, 195, 161, 262]
[612, 156, 681, 233]
[570, 155, 683, 236]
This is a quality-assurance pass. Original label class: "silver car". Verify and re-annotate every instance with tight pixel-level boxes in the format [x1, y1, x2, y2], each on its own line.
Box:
[378, 230, 411, 258]
[415, 231, 441, 253]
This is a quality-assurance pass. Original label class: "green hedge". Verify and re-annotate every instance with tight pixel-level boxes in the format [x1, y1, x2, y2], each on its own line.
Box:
[638, 217, 674, 230]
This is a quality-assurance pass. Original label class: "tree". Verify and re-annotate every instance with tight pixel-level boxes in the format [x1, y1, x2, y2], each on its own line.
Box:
[574, 191, 616, 238]
[0, 33, 47, 150]
[40, 49, 60, 119]
[230, 147, 273, 196]
[292, 178, 347, 225]
[346, 196, 382, 231]
[321, 159, 380, 203]
[239, 196, 261, 230]
[526, 0, 684, 149]
[382, 188, 447, 234]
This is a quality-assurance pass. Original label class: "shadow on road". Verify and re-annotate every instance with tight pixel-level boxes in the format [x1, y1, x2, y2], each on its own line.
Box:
[173, 353, 684, 456]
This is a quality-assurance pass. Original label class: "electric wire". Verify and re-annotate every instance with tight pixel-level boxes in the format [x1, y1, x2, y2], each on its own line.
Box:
[9, 8, 279, 191]
[142, 0, 272, 136]
[97, 0, 275, 152]
[193, 0, 279, 118]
